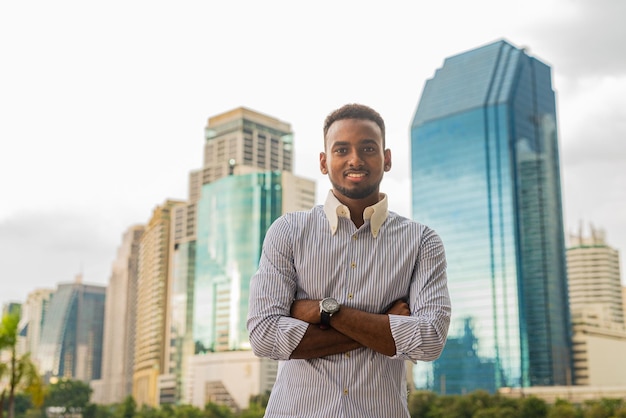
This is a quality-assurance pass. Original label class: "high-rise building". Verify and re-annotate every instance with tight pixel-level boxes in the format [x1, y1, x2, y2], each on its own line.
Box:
[186, 107, 315, 409]
[133, 200, 185, 407]
[17, 288, 53, 365]
[567, 225, 624, 325]
[164, 202, 197, 403]
[192, 108, 313, 354]
[410, 39, 572, 393]
[37, 277, 106, 382]
[92, 225, 144, 405]
[566, 225, 626, 386]
[192, 106, 294, 187]
[194, 170, 315, 354]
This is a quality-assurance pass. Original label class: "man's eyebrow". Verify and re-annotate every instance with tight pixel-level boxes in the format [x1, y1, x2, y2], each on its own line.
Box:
[330, 139, 378, 147]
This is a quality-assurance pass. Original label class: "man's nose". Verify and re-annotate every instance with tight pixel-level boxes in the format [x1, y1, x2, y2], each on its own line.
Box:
[348, 150, 364, 167]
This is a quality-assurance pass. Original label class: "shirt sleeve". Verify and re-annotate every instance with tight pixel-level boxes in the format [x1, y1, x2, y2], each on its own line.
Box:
[246, 215, 309, 361]
[389, 227, 451, 362]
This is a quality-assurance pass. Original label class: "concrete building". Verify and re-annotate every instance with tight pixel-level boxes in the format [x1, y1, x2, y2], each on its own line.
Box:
[567, 226, 626, 386]
[187, 351, 277, 412]
[17, 288, 53, 365]
[133, 200, 185, 407]
[91, 225, 144, 404]
[567, 226, 624, 325]
[500, 385, 626, 404]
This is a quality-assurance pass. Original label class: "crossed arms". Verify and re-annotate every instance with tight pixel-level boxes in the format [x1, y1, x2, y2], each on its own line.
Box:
[289, 299, 410, 359]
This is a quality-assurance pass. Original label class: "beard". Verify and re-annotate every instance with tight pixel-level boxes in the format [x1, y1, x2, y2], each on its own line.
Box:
[330, 181, 380, 200]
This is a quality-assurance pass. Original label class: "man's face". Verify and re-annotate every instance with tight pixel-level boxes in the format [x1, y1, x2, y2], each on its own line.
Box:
[320, 118, 391, 202]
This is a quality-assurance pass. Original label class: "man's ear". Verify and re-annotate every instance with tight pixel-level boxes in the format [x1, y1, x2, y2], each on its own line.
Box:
[320, 152, 328, 174]
[384, 149, 392, 171]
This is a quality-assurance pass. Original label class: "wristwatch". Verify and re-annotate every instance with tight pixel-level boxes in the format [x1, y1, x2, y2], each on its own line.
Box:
[319, 297, 340, 329]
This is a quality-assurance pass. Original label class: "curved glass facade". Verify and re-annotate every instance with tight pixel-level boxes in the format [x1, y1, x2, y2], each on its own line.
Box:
[38, 283, 106, 382]
[194, 172, 282, 353]
[411, 40, 571, 393]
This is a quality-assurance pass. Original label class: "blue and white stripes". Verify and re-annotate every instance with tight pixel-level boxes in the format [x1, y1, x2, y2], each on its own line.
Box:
[247, 203, 451, 417]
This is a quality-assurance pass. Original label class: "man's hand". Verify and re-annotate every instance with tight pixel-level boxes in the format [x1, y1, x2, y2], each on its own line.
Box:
[385, 299, 410, 316]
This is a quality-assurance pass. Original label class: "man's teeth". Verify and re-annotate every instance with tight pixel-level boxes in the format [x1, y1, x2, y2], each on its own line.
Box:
[347, 173, 366, 178]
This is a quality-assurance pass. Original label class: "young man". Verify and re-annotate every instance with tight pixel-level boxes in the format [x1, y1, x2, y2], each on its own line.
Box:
[247, 104, 451, 417]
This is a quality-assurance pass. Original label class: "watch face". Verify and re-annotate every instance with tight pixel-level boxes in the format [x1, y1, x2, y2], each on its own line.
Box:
[322, 298, 340, 313]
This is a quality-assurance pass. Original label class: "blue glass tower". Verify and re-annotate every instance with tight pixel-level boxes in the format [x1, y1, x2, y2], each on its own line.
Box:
[410, 40, 572, 393]
[194, 171, 283, 353]
[38, 281, 106, 382]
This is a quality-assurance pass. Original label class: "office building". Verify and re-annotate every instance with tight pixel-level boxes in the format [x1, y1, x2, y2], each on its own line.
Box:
[133, 200, 185, 407]
[567, 225, 624, 325]
[37, 277, 106, 382]
[410, 39, 572, 393]
[187, 351, 277, 412]
[192, 108, 313, 353]
[185, 108, 314, 408]
[17, 288, 53, 364]
[163, 203, 197, 404]
[192, 106, 294, 188]
[92, 225, 144, 404]
[194, 170, 315, 354]
[566, 226, 626, 386]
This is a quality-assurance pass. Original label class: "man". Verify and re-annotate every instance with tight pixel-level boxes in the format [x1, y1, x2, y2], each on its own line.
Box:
[247, 103, 450, 417]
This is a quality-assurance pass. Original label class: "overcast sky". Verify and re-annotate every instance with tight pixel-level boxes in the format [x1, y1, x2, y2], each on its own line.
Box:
[1, 0, 625, 308]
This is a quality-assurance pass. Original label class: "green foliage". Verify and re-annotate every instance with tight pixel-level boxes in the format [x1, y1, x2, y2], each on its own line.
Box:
[171, 404, 205, 418]
[43, 379, 92, 411]
[548, 399, 581, 418]
[0, 312, 43, 418]
[25, 389, 625, 418]
[519, 396, 549, 418]
[474, 406, 518, 418]
[0, 313, 20, 349]
[203, 402, 234, 418]
[8, 394, 33, 418]
[118, 395, 136, 418]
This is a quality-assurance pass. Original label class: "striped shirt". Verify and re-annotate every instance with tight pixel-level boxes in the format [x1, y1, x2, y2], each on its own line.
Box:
[247, 191, 451, 417]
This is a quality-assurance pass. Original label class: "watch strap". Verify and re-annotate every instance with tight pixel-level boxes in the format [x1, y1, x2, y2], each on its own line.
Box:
[320, 310, 332, 328]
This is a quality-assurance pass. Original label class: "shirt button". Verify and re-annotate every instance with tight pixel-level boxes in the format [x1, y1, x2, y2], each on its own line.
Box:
[345, 352, 351, 358]
[350, 262, 356, 269]
[348, 293, 353, 299]
[352, 235, 357, 240]
[343, 388, 349, 395]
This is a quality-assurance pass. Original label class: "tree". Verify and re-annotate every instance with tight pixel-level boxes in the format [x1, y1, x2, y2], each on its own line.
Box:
[118, 395, 136, 418]
[0, 312, 43, 418]
[519, 396, 548, 418]
[43, 379, 92, 416]
[203, 403, 234, 418]
[548, 399, 581, 418]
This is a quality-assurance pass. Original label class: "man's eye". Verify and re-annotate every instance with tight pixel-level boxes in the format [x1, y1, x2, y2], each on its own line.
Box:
[334, 148, 347, 154]
[363, 147, 375, 152]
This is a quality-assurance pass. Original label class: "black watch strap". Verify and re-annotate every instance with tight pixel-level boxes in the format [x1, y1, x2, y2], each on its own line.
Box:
[320, 310, 332, 328]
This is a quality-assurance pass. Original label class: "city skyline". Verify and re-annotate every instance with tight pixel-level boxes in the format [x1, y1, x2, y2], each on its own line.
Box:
[1, 1, 626, 308]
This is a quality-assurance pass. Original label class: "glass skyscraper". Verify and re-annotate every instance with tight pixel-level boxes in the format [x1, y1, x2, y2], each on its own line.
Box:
[194, 171, 284, 353]
[38, 279, 106, 382]
[410, 40, 572, 393]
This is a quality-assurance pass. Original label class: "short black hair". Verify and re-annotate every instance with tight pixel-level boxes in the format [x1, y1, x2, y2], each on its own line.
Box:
[323, 103, 386, 146]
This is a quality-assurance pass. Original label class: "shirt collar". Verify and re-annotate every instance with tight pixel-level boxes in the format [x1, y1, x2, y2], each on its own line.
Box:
[323, 190, 389, 238]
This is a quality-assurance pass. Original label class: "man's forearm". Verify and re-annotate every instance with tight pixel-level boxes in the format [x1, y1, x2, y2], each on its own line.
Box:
[290, 325, 362, 359]
[327, 306, 397, 356]
[290, 299, 409, 358]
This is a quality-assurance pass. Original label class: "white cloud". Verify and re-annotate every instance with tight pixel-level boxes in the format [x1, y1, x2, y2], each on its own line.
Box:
[1, 0, 625, 307]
